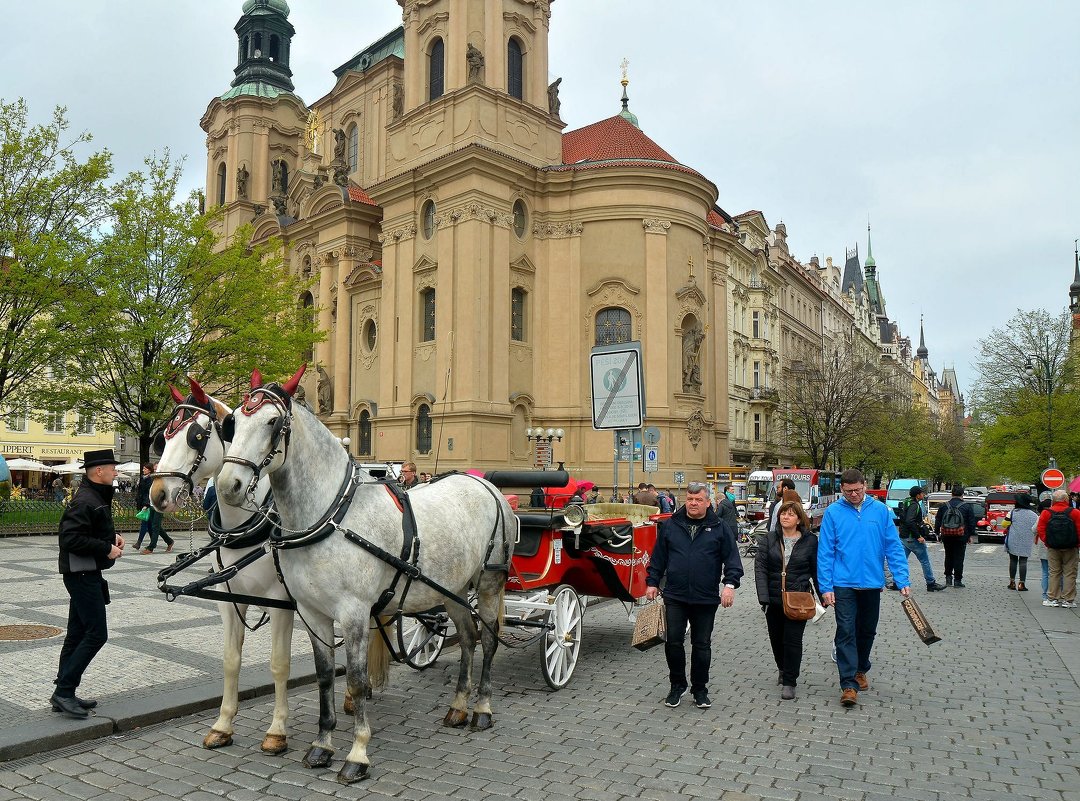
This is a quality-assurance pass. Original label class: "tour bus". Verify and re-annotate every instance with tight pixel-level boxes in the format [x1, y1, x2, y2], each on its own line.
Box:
[745, 470, 776, 522]
[770, 469, 842, 530]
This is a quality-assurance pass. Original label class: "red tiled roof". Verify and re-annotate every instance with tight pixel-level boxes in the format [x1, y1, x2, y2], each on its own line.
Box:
[554, 115, 703, 178]
[706, 210, 727, 230]
[348, 184, 377, 206]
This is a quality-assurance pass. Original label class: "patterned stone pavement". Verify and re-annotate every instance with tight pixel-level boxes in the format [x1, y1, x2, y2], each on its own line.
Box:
[0, 534, 1077, 800]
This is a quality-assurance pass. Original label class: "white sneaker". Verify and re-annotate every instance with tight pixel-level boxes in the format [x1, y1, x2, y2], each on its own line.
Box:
[1063, 601, 1077, 609]
[1043, 599, 1060, 607]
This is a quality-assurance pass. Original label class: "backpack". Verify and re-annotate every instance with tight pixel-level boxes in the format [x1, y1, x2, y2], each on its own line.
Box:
[1045, 509, 1077, 549]
[940, 503, 966, 536]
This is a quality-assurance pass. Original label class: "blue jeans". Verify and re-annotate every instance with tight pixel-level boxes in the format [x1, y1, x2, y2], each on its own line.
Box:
[832, 588, 881, 690]
[1042, 558, 1050, 599]
[901, 538, 936, 585]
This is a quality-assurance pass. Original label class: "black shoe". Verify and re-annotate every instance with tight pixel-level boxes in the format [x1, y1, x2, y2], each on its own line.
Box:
[954, 581, 966, 588]
[693, 690, 712, 709]
[74, 695, 97, 709]
[886, 583, 899, 591]
[926, 582, 947, 592]
[50, 694, 88, 720]
[945, 577, 953, 587]
[777, 670, 783, 686]
[664, 686, 687, 708]
[781, 685, 796, 701]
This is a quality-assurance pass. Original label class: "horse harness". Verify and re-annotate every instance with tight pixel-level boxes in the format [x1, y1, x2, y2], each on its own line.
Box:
[151, 397, 223, 495]
[219, 385, 292, 500]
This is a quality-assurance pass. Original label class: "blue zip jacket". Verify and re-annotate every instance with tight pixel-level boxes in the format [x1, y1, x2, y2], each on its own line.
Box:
[646, 506, 743, 604]
[818, 494, 909, 593]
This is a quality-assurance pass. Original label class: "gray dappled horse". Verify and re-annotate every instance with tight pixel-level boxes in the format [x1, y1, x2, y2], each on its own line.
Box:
[150, 378, 296, 754]
[215, 367, 515, 784]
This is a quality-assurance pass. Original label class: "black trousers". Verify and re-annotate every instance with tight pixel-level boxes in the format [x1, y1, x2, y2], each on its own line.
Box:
[765, 604, 808, 686]
[147, 509, 174, 551]
[55, 572, 109, 696]
[663, 598, 718, 693]
[942, 538, 967, 581]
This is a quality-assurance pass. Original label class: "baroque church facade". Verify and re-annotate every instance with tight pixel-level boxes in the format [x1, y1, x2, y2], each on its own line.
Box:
[201, 0, 738, 484]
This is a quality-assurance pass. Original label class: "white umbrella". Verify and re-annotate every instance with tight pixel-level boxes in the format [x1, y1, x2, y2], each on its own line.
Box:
[50, 460, 85, 475]
[5, 458, 51, 472]
[116, 461, 142, 475]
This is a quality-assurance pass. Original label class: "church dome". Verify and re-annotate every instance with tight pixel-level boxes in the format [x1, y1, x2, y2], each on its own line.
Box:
[242, 0, 290, 17]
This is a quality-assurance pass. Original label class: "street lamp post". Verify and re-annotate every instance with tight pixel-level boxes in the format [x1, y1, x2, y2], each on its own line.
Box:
[1024, 335, 1054, 465]
[526, 426, 563, 470]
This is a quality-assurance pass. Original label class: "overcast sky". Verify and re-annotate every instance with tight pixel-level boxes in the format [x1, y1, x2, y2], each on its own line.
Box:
[5, 1, 1078, 396]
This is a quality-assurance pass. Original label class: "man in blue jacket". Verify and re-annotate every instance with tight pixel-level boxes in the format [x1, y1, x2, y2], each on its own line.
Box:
[646, 481, 743, 710]
[819, 468, 910, 707]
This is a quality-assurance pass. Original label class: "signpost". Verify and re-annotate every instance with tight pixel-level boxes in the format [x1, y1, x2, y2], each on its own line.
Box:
[1041, 467, 1066, 490]
[593, 341, 646, 500]
[643, 446, 658, 473]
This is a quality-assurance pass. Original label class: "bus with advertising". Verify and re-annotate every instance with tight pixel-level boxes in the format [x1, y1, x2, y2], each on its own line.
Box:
[704, 466, 749, 515]
[745, 470, 776, 522]
[770, 468, 842, 530]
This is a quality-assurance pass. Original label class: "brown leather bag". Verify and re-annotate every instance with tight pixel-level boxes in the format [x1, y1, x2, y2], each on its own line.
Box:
[781, 536, 817, 621]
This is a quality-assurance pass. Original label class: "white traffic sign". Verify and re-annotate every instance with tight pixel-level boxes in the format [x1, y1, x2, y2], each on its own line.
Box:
[644, 446, 659, 473]
[590, 342, 645, 430]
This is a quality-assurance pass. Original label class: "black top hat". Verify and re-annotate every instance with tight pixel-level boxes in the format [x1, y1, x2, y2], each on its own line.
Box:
[83, 448, 120, 469]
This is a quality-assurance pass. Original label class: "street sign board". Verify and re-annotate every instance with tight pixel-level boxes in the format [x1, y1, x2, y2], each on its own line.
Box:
[674, 471, 685, 487]
[1041, 467, 1066, 489]
[643, 426, 661, 445]
[614, 429, 642, 462]
[643, 446, 659, 473]
[590, 341, 645, 430]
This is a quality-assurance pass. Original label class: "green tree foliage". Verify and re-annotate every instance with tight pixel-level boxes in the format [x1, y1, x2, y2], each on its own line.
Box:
[44, 153, 321, 463]
[0, 99, 111, 407]
[971, 307, 1079, 482]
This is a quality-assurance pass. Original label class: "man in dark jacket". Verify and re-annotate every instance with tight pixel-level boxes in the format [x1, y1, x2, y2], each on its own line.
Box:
[933, 485, 977, 587]
[645, 481, 743, 710]
[53, 449, 125, 719]
[715, 483, 739, 534]
[897, 487, 946, 591]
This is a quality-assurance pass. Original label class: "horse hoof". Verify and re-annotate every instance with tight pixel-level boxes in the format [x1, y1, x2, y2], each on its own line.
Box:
[336, 761, 370, 784]
[343, 694, 354, 715]
[260, 734, 287, 755]
[202, 729, 233, 749]
[302, 746, 334, 768]
[470, 712, 493, 731]
[443, 708, 469, 728]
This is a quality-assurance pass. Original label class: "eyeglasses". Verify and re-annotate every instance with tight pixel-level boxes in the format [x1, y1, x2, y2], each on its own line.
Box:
[841, 487, 864, 495]
[686, 482, 709, 494]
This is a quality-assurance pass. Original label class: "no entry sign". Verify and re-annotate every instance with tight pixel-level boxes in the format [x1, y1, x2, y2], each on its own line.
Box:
[1041, 468, 1066, 489]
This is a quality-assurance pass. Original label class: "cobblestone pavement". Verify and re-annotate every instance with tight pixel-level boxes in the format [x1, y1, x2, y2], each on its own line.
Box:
[1, 535, 1078, 800]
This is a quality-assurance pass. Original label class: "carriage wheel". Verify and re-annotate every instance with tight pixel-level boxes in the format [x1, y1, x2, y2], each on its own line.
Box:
[396, 612, 448, 670]
[540, 585, 583, 690]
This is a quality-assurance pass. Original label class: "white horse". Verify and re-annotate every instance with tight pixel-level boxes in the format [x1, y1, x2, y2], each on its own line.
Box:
[150, 378, 295, 754]
[216, 367, 515, 784]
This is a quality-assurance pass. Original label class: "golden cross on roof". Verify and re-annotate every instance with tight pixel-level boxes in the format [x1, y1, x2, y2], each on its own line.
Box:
[620, 58, 629, 86]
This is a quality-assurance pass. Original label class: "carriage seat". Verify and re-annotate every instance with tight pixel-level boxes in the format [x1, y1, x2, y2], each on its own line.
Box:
[575, 521, 635, 554]
[513, 512, 558, 559]
[584, 502, 659, 526]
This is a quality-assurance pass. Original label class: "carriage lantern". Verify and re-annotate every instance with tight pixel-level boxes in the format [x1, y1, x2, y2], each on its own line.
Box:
[526, 426, 563, 470]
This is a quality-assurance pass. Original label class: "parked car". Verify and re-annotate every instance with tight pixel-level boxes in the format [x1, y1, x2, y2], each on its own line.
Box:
[925, 492, 953, 540]
[977, 491, 1017, 543]
[964, 486, 989, 498]
[886, 477, 926, 522]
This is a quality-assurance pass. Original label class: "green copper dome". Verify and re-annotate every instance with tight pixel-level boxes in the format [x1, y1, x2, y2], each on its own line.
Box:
[242, 0, 290, 17]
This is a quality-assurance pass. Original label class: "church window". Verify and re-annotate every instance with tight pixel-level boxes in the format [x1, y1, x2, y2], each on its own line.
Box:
[594, 307, 631, 346]
[421, 288, 436, 342]
[347, 123, 359, 173]
[513, 200, 527, 238]
[511, 288, 527, 342]
[252, 32, 263, 58]
[421, 200, 436, 239]
[416, 404, 432, 453]
[363, 318, 377, 352]
[269, 35, 280, 62]
[358, 410, 372, 456]
[428, 38, 445, 101]
[299, 291, 315, 363]
[216, 163, 227, 206]
[507, 38, 524, 100]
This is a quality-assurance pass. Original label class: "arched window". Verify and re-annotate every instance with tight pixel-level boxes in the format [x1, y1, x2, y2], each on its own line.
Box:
[347, 123, 359, 173]
[269, 35, 280, 62]
[252, 32, 263, 58]
[420, 288, 436, 342]
[507, 38, 524, 100]
[416, 404, 432, 453]
[299, 291, 315, 363]
[216, 163, 227, 206]
[512, 199, 527, 238]
[272, 159, 288, 194]
[358, 410, 372, 456]
[421, 199, 436, 239]
[511, 287, 526, 342]
[594, 307, 631, 346]
[428, 38, 445, 101]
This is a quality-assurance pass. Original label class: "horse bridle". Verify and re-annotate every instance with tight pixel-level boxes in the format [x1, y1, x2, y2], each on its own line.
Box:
[220, 385, 293, 501]
[152, 399, 223, 495]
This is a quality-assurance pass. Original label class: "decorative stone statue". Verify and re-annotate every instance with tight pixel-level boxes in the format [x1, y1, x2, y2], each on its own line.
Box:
[271, 161, 284, 194]
[391, 82, 404, 120]
[682, 325, 705, 394]
[271, 195, 287, 216]
[547, 78, 562, 117]
[466, 43, 485, 84]
[293, 383, 309, 409]
[332, 127, 347, 163]
[317, 366, 333, 414]
[236, 164, 249, 199]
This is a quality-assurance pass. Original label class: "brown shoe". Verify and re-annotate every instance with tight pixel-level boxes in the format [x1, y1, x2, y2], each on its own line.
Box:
[165, 544, 173, 553]
[1008, 581, 1016, 590]
[854, 672, 870, 691]
[840, 688, 858, 707]
[140, 549, 153, 555]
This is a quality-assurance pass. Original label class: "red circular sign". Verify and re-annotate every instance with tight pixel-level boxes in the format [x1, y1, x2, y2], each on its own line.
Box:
[1041, 468, 1066, 489]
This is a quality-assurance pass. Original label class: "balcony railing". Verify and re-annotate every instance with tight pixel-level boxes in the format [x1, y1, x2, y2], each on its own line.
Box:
[749, 387, 780, 403]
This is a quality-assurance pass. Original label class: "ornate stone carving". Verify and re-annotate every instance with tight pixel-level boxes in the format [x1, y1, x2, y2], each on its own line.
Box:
[391, 82, 404, 121]
[466, 43, 485, 84]
[681, 321, 705, 394]
[687, 411, 705, 449]
[547, 78, 561, 117]
[378, 222, 418, 244]
[236, 164, 249, 199]
[533, 220, 583, 239]
[643, 218, 671, 234]
[317, 366, 333, 414]
[271, 196, 288, 216]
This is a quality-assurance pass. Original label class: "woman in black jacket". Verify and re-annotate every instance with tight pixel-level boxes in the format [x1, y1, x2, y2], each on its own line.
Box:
[755, 498, 818, 700]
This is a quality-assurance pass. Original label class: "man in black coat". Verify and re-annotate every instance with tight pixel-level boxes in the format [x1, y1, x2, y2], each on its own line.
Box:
[53, 449, 125, 719]
[645, 482, 743, 710]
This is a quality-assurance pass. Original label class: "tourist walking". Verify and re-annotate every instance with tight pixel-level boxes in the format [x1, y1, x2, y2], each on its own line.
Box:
[897, 486, 947, 591]
[933, 485, 977, 587]
[1004, 493, 1038, 591]
[1036, 489, 1080, 608]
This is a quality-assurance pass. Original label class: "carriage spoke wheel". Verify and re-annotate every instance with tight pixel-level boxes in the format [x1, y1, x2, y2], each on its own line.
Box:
[540, 585, 583, 690]
[396, 612, 448, 670]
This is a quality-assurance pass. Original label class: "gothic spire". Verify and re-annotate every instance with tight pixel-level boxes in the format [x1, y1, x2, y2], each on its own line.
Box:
[917, 315, 929, 360]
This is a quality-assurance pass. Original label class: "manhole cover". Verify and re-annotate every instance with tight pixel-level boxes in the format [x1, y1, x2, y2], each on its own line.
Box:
[0, 624, 63, 641]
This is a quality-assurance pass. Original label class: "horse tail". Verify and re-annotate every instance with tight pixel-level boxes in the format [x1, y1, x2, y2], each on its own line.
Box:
[367, 618, 392, 690]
